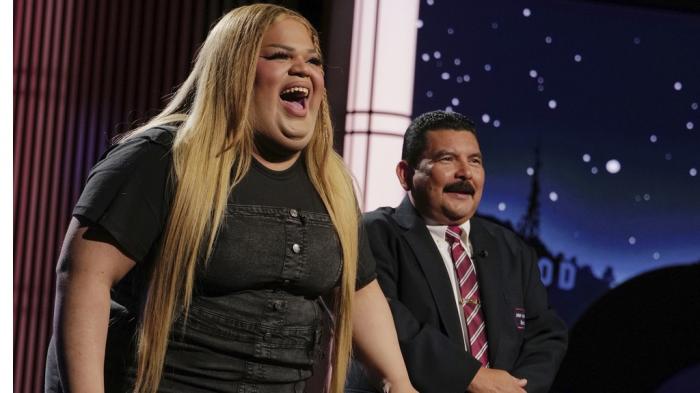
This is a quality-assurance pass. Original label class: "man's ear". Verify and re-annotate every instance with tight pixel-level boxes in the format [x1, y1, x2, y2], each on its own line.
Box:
[396, 160, 413, 191]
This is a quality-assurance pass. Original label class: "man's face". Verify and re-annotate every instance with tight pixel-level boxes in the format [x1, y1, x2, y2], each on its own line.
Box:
[399, 129, 485, 225]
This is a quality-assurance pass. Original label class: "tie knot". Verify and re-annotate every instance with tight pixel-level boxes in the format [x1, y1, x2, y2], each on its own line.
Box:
[445, 225, 462, 243]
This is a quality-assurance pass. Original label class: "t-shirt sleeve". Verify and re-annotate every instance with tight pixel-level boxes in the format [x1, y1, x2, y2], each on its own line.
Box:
[72, 130, 174, 262]
[356, 223, 378, 289]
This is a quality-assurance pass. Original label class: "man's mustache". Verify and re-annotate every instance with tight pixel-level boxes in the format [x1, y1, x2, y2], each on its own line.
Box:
[443, 182, 475, 195]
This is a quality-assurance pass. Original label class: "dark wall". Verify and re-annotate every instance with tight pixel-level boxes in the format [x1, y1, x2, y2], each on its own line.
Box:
[12, 1, 352, 392]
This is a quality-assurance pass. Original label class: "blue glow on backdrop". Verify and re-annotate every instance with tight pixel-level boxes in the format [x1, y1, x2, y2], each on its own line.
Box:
[412, 0, 700, 324]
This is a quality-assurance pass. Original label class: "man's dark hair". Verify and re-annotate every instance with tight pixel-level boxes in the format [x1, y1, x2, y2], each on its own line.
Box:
[401, 110, 477, 167]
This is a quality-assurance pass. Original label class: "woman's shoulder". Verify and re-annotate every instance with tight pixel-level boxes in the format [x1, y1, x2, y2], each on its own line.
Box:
[127, 124, 177, 148]
[74, 125, 179, 261]
[92, 125, 177, 175]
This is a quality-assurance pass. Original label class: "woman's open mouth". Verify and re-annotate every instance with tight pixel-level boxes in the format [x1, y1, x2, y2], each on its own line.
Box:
[280, 86, 309, 117]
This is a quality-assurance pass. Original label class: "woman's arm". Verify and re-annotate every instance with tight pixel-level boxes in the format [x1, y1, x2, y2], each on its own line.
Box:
[352, 279, 418, 393]
[53, 218, 136, 393]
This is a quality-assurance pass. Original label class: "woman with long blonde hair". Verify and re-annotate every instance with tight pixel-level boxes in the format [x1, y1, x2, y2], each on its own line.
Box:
[45, 4, 416, 393]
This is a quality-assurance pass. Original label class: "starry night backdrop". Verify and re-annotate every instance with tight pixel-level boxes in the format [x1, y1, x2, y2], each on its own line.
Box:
[412, 0, 700, 326]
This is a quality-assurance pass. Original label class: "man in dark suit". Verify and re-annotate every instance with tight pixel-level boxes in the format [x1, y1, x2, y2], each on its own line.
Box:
[348, 111, 567, 393]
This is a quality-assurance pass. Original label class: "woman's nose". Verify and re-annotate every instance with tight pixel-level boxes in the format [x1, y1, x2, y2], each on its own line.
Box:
[289, 57, 310, 77]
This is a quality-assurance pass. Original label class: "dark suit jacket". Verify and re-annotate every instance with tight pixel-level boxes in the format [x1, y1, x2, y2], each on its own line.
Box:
[358, 196, 567, 393]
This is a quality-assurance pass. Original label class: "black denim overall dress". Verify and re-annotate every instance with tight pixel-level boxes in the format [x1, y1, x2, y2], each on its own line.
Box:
[157, 204, 342, 393]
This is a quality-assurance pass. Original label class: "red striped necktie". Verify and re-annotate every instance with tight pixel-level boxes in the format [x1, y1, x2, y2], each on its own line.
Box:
[445, 225, 490, 367]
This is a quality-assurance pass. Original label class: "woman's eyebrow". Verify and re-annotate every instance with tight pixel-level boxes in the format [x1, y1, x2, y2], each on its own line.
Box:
[263, 43, 317, 54]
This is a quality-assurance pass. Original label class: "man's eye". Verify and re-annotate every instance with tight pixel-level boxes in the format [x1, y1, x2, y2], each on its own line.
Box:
[438, 156, 454, 162]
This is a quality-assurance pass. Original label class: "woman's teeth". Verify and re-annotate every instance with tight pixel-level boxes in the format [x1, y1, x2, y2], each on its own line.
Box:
[280, 86, 309, 100]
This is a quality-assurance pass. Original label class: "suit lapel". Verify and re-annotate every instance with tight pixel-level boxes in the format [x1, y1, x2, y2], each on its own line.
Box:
[394, 197, 467, 349]
[469, 218, 506, 366]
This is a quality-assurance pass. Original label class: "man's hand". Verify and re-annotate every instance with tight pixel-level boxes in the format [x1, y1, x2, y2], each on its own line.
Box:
[467, 368, 527, 393]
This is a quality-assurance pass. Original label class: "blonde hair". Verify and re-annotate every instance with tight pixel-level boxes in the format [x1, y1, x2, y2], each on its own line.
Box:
[124, 4, 359, 393]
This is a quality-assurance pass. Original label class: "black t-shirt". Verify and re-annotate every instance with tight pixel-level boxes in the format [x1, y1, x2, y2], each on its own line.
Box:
[73, 126, 376, 298]
[230, 154, 327, 211]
